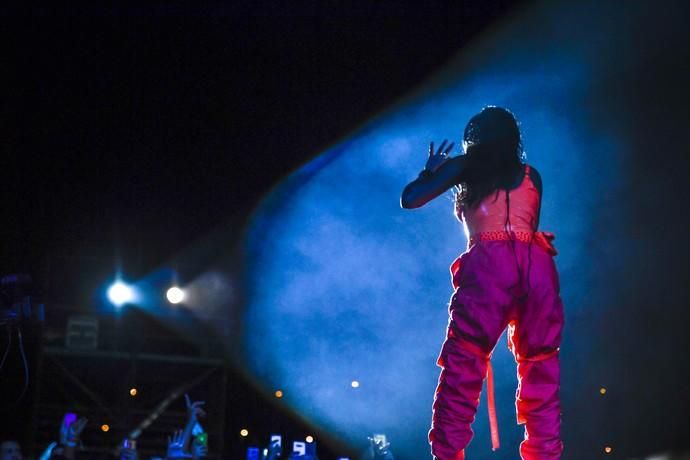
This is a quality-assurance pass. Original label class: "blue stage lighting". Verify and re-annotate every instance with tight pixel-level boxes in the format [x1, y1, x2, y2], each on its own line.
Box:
[240, 1, 688, 458]
[107, 281, 134, 307]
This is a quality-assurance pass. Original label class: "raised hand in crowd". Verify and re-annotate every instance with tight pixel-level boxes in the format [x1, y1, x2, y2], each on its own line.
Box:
[166, 430, 192, 460]
[49, 414, 88, 459]
[185, 394, 206, 423]
[59, 414, 88, 448]
[119, 439, 138, 460]
[190, 437, 208, 460]
[181, 394, 206, 451]
[120, 446, 138, 460]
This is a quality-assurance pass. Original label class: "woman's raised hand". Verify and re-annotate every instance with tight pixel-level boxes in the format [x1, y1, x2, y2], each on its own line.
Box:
[425, 139, 455, 173]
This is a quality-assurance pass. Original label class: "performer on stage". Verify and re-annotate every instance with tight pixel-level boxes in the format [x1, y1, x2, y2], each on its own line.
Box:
[401, 106, 564, 460]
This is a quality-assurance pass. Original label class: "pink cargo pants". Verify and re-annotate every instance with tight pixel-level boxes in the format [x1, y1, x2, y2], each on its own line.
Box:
[429, 240, 564, 460]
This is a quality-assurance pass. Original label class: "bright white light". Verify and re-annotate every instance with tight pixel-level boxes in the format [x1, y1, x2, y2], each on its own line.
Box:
[166, 286, 185, 304]
[351, 380, 360, 388]
[107, 282, 134, 306]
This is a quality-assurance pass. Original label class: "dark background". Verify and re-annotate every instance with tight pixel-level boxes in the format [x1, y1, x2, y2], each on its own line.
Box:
[2, 1, 690, 459]
[2, 1, 524, 277]
[1, 1, 529, 459]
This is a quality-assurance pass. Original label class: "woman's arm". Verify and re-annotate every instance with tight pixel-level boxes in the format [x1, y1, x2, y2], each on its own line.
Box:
[400, 154, 466, 209]
[179, 394, 206, 453]
[528, 165, 543, 229]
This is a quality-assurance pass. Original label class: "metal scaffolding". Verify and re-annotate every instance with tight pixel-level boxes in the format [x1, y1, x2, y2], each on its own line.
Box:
[28, 307, 230, 459]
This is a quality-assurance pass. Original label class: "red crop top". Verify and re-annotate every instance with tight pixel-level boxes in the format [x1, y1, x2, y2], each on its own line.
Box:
[455, 165, 540, 238]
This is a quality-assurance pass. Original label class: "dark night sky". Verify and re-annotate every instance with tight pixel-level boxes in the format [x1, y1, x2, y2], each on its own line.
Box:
[1, 4, 526, 455]
[2, 1, 525, 284]
[3, 2, 690, 458]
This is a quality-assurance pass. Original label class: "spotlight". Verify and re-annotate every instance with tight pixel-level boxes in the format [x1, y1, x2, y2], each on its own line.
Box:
[166, 286, 185, 304]
[274, 390, 283, 398]
[599, 387, 607, 395]
[306, 436, 314, 443]
[240, 429, 249, 437]
[604, 446, 612, 454]
[101, 424, 110, 432]
[351, 380, 360, 388]
[129, 388, 137, 397]
[107, 281, 134, 307]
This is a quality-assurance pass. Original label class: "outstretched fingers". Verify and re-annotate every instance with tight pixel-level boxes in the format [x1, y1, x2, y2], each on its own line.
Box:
[430, 139, 454, 157]
[436, 139, 448, 155]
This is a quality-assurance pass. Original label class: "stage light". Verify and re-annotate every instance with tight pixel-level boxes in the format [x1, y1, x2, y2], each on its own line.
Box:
[306, 436, 314, 443]
[166, 286, 185, 304]
[351, 380, 360, 388]
[240, 429, 249, 437]
[600, 387, 607, 395]
[604, 446, 612, 454]
[101, 424, 110, 432]
[107, 281, 134, 307]
[129, 388, 137, 397]
[275, 390, 283, 398]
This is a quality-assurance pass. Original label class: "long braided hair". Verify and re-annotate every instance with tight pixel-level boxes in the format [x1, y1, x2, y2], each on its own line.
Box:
[455, 106, 532, 301]
[456, 106, 525, 208]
